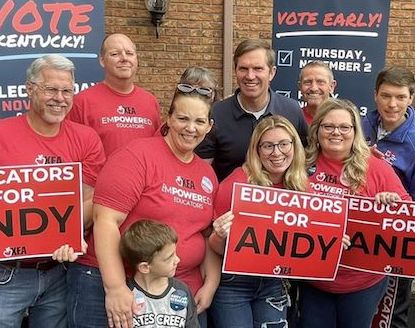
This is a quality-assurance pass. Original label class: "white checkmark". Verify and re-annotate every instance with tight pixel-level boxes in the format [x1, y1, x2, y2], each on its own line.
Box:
[281, 52, 291, 63]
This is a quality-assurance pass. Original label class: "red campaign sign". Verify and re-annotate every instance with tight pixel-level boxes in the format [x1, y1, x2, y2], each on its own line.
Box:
[223, 183, 348, 280]
[341, 195, 415, 278]
[371, 276, 399, 328]
[0, 163, 83, 260]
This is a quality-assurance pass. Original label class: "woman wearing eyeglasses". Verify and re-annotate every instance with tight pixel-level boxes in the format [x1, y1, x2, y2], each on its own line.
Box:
[208, 115, 308, 328]
[67, 86, 220, 328]
[300, 98, 411, 328]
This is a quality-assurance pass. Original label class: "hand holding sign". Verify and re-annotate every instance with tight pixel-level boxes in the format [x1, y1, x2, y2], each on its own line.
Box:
[52, 239, 87, 262]
[52, 244, 78, 262]
[210, 211, 235, 256]
[342, 234, 351, 250]
[374, 191, 401, 207]
[213, 211, 234, 238]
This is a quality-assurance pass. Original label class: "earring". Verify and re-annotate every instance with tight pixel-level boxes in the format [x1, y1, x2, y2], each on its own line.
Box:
[160, 123, 170, 136]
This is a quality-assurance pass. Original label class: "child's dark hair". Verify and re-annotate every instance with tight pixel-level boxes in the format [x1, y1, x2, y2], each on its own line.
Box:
[120, 220, 178, 271]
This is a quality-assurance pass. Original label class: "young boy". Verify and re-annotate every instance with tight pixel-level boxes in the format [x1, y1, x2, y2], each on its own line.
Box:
[120, 220, 200, 328]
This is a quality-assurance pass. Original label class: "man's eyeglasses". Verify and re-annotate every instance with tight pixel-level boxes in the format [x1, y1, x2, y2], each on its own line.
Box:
[177, 83, 213, 97]
[259, 140, 293, 155]
[319, 124, 354, 135]
[31, 82, 74, 99]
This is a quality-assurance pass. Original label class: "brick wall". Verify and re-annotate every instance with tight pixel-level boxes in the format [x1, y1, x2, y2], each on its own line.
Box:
[387, 1, 415, 69]
[105, 1, 415, 113]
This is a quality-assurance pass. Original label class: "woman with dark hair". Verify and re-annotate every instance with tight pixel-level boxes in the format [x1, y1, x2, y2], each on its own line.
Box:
[67, 86, 220, 328]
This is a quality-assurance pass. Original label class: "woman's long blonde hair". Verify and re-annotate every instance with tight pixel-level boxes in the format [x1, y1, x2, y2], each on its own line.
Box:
[243, 115, 308, 191]
[306, 98, 370, 192]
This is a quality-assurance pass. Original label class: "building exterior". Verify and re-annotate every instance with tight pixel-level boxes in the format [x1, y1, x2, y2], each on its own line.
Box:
[105, 1, 415, 112]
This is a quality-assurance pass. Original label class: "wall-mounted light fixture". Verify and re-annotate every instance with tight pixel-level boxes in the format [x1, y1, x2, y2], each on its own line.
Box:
[145, 0, 170, 38]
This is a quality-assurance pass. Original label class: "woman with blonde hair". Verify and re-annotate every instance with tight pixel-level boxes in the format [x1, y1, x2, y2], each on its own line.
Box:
[209, 115, 307, 328]
[244, 115, 308, 190]
[300, 98, 411, 328]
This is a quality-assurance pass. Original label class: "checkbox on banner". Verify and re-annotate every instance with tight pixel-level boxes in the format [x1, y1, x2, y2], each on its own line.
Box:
[277, 50, 293, 67]
[276, 90, 291, 98]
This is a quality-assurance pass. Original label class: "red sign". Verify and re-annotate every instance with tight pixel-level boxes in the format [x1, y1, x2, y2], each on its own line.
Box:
[371, 276, 398, 328]
[0, 163, 83, 260]
[223, 183, 348, 280]
[341, 195, 415, 278]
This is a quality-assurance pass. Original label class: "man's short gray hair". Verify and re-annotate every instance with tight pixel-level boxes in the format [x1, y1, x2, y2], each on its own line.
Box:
[26, 54, 75, 82]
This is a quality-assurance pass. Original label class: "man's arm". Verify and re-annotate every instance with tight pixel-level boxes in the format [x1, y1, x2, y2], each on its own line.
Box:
[82, 183, 94, 230]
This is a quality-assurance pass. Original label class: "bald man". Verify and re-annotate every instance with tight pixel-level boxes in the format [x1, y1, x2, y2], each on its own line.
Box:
[68, 33, 161, 156]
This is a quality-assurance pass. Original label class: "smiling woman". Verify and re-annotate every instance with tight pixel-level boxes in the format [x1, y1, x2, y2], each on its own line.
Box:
[301, 98, 412, 328]
[162, 88, 213, 163]
[208, 115, 308, 328]
[69, 85, 219, 328]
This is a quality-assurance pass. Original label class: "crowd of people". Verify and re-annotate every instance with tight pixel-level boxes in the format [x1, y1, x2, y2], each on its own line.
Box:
[0, 32, 414, 328]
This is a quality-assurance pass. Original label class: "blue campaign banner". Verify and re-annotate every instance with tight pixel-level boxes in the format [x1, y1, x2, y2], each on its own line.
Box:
[0, 0, 104, 119]
[271, 0, 391, 116]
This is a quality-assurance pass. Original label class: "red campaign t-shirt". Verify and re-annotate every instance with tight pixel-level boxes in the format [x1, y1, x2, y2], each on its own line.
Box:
[302, 105, 314, 126]
[214, 167, 284, 218]
[308, 154, 411, 293]
[79, 136, 218, 295]
[68, 83, 161, 157]
[0, 115, 105, 187]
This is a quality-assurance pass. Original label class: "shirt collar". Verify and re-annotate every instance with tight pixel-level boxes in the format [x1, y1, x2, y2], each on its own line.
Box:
[232, 88, 272, 120]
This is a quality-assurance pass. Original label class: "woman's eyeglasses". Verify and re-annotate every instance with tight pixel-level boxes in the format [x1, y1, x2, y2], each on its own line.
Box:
[319, 124, 354, 135]
[177, 83, 213, 97]
[259, 140, 293, 155]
